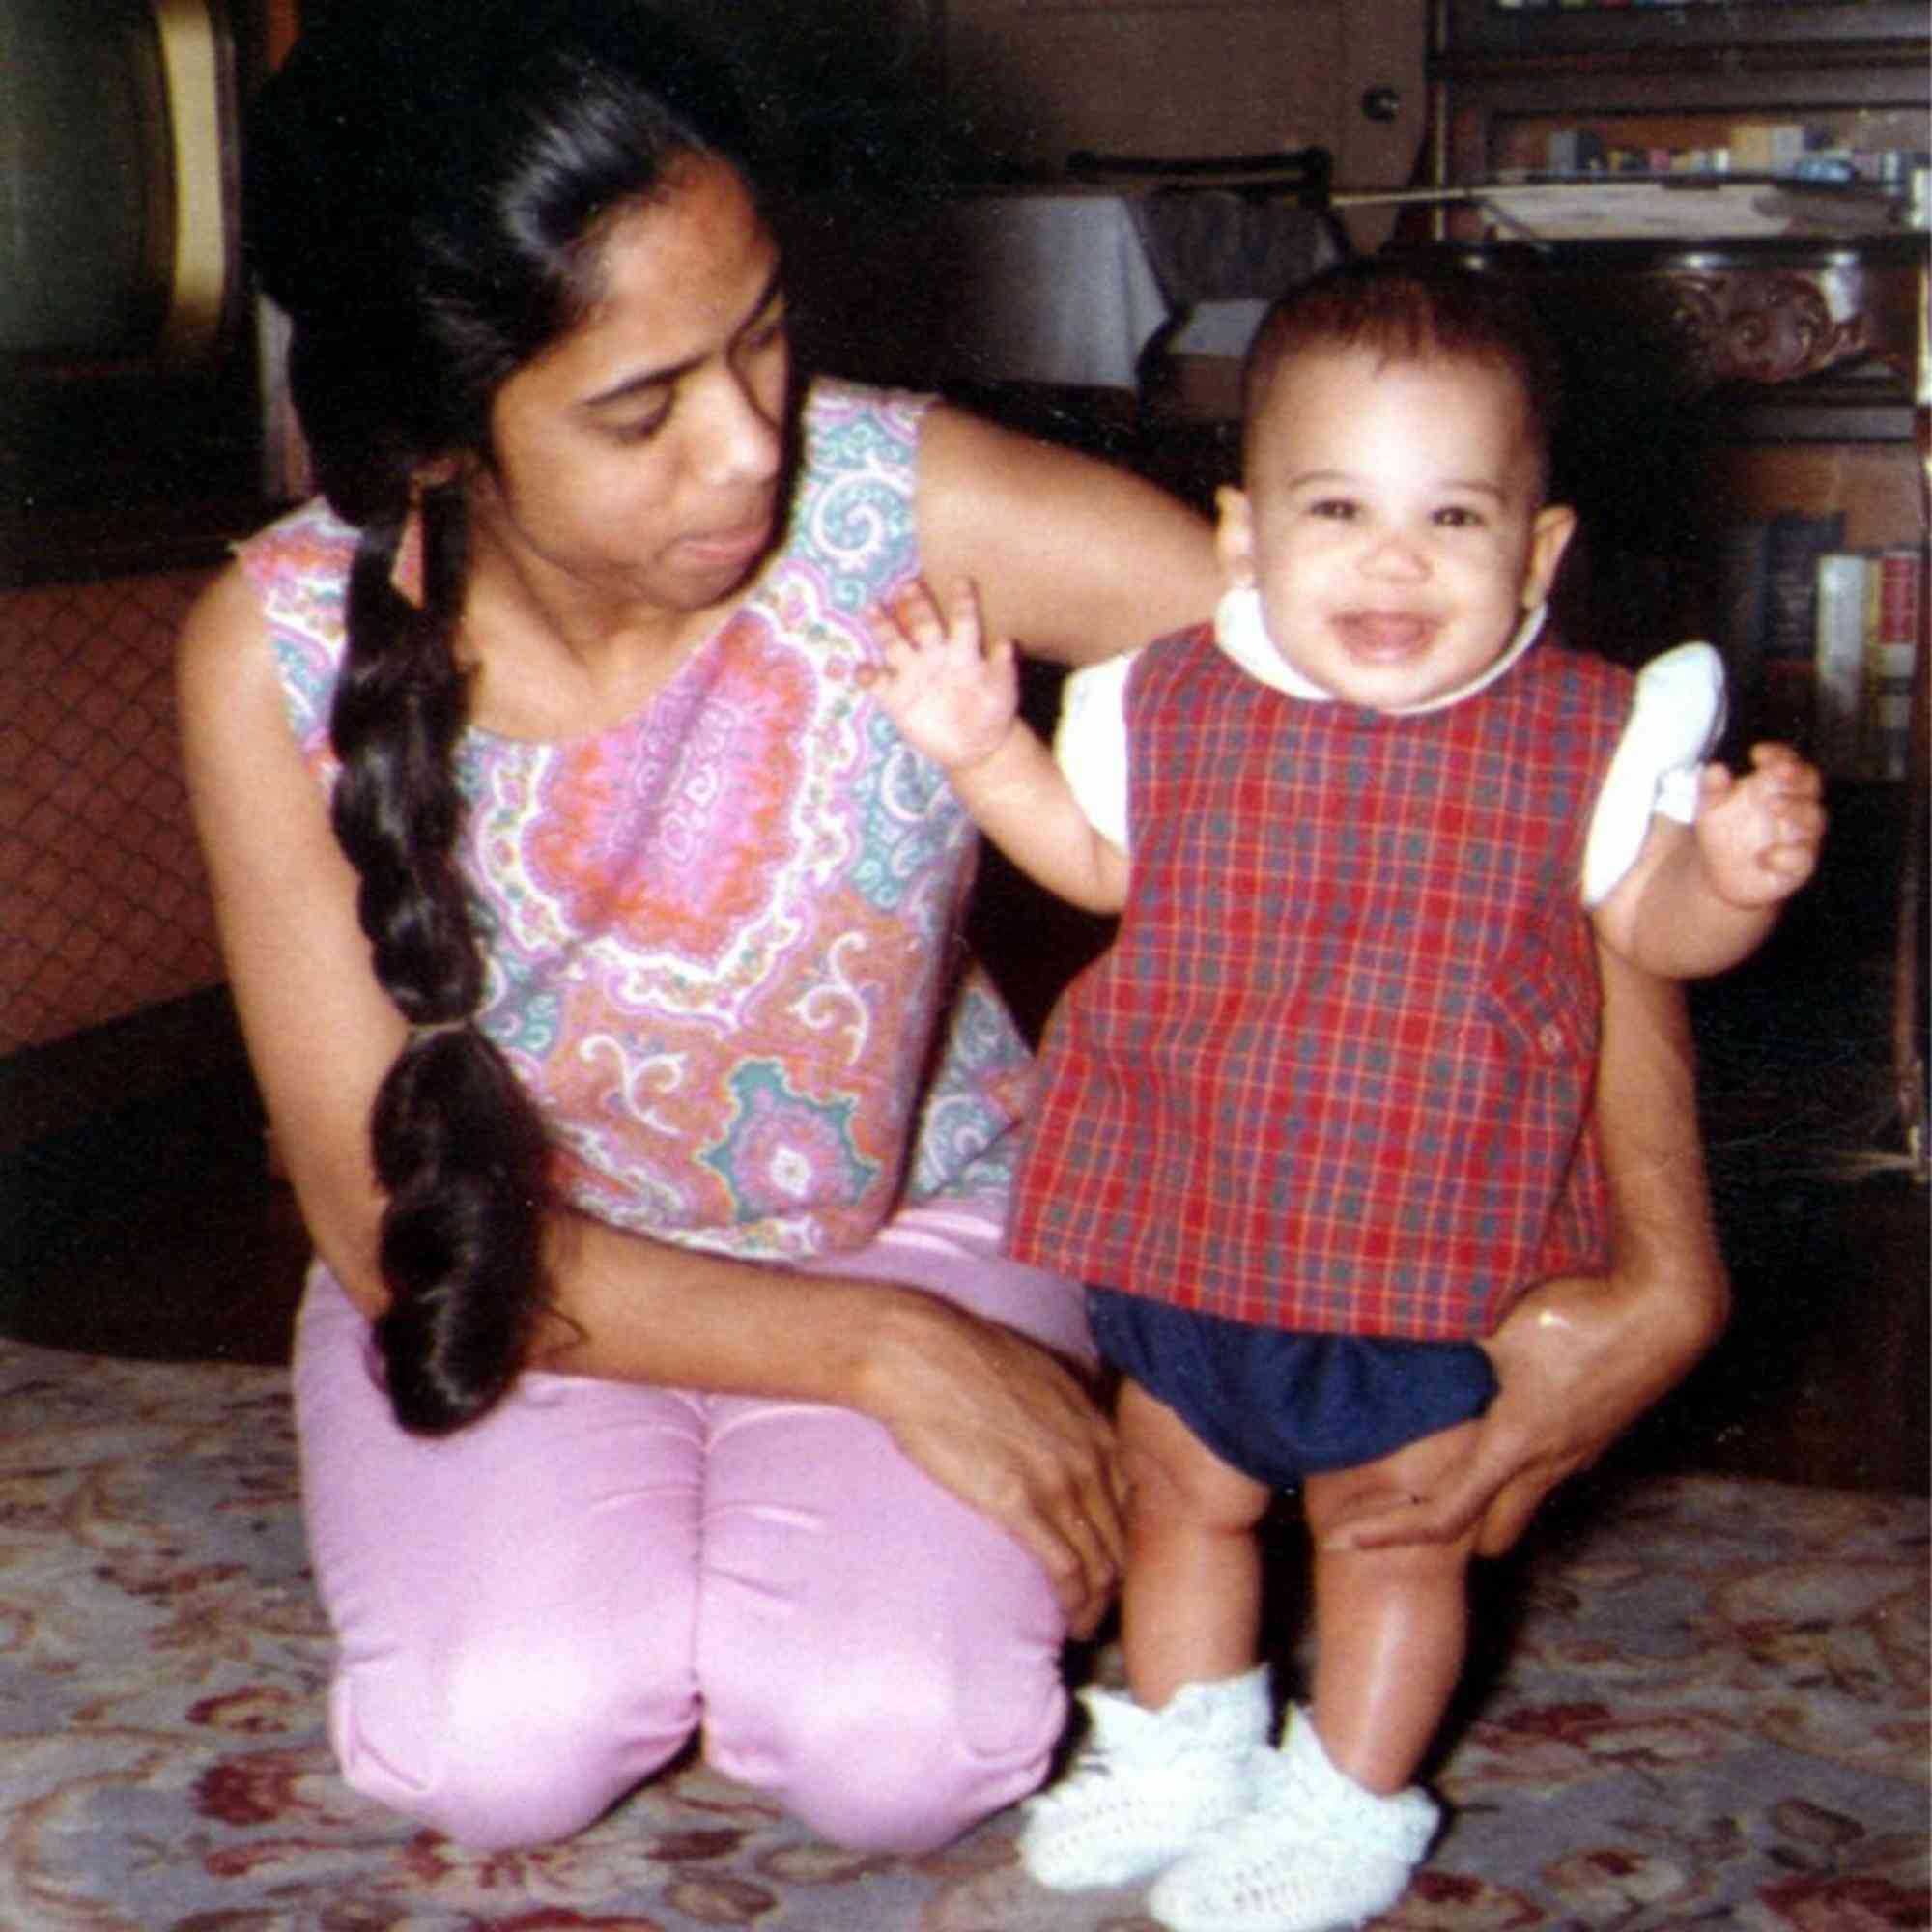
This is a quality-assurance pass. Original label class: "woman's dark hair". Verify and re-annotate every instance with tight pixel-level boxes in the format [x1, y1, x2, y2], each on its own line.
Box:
[244, 0, 761, 1433]
[1241, 259, 1564, 495]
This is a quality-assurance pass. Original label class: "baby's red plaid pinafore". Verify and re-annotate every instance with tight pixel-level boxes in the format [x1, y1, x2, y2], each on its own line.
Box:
[1008, 623, 1634, 1341]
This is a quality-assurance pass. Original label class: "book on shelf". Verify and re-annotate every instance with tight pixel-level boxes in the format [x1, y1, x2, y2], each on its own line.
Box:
[1714, 520, 1772, 718]
[1813, 550, 1870, 775]
[1807, 544, 1923, 781]
[1757, 510, 1846, 751]
[1865, 547, 1922, 783]
[1717, 517, 1924, 780]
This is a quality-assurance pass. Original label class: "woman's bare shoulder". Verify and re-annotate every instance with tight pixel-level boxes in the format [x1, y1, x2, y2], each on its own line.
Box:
[175, 550, 317, 836]
[177, 555, 272, 708]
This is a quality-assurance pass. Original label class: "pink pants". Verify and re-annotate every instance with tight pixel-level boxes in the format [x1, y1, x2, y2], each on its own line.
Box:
[293, 1203, 1093, 1853]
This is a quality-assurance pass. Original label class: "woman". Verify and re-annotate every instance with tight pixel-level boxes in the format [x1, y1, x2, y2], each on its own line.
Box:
[179, 0, 1726, 1858]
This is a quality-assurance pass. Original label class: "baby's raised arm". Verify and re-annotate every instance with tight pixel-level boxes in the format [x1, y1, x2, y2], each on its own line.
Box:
[870, 581, 1130, 913]
[1593, 742, 1825, 978]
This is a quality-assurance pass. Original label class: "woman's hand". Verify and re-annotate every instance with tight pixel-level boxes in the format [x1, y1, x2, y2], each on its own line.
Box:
[1321, 1265, 1720, 1558]
[534, 1218, 1127, 1634]
[1322, 952, 1730, 1559]
[857, 1293, 1127, 1637]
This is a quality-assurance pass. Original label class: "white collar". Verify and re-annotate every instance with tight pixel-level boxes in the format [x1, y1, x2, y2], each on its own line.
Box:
[1212, 585, 1548, 716]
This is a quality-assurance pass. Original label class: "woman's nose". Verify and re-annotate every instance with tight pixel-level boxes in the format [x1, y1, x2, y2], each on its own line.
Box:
[696, 361, 784, 486]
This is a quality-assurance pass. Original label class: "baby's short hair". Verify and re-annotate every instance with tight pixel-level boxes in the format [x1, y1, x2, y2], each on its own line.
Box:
[1241, 260, 1563, 484]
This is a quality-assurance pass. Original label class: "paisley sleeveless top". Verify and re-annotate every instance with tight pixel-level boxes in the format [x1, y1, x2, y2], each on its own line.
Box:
[243, 379, 1036, 1263]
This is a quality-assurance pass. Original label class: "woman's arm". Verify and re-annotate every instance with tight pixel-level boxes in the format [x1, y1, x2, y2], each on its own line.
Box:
[177, 561, 1125, 1632]
[1327, 944, 1731, 1557]
[914, 402, 1222, 667]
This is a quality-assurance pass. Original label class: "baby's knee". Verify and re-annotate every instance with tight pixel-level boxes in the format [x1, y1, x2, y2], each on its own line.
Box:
[1119, 1379, 1272, 1533]
[331, 1635, 698, 1849]
[704, 1630, 1065, 1854]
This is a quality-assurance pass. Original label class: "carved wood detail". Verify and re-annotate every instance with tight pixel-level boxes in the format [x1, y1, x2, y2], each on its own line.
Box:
[1653, 266, 1872, 389]
[1435, 242, 1925, 404]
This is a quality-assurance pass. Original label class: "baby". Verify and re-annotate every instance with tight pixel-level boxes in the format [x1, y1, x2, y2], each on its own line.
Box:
[872, 261, 1824, 1932]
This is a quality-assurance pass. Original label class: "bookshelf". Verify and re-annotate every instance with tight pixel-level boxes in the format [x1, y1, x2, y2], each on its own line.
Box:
[1442, 0, 1926, 55]
[1420, 4, 1930, 1165]
[1432, 1, 1927, 244]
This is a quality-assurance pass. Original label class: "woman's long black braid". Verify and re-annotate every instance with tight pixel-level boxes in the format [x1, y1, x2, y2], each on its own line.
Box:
[327, 483, 553, 1429]
[243, 0, 760, 1431]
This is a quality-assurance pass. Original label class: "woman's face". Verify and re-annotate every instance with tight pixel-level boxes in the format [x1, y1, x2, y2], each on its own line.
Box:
[471, 154, 790, 623]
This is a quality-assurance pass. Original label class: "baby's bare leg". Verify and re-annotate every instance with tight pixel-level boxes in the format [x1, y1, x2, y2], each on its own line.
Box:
[1301, 1421, 1485, 1794]
[1117, 1378, 1274, 1709]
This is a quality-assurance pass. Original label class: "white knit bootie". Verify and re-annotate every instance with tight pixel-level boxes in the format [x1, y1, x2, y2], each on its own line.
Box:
[1016, 1666, 1272, 1891]
[1147, 1705, 1438, 1932]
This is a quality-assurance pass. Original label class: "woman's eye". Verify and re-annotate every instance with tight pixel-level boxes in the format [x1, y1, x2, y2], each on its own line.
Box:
[603, 390, 675, 443]
[610, 410, 670, 444]
[740, 305, 789, 357]
[1435, 505, 1484, 528]
[1308, 498, 1356, 521]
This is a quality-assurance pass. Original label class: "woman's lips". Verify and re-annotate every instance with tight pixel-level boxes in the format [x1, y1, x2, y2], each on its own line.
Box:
[677, 515, 774, 571]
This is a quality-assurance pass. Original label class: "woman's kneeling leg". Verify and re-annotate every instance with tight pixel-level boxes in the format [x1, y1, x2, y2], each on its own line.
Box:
[695, 1207, 1090, 1854]
[295, 1270, 707, 1847]
[696, 1388, 1071, 1854]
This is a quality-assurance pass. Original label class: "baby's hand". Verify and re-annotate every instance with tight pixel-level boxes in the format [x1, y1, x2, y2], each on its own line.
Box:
[1695, 743, 1826, 908]
[867, 579, 1020, 774]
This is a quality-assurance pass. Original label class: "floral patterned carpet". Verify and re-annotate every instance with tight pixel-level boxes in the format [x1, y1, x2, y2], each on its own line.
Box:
[2, 1334, 1925, 1932]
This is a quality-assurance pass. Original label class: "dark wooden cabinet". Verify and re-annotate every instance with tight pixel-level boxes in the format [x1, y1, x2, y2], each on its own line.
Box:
[1414, 234, 1926, 662]
[1438, 0, 1927, 53]
[1431, 1, 1928, 211]
[1420, 4, 1930, 1169]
